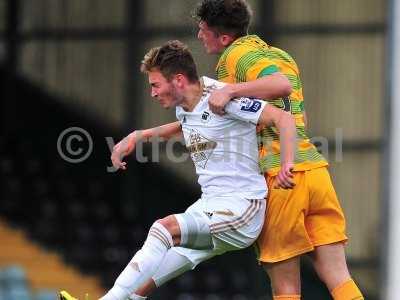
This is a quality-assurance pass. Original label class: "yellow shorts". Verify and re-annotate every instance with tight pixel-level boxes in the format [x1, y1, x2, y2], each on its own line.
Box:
[256, 166, 347, 263]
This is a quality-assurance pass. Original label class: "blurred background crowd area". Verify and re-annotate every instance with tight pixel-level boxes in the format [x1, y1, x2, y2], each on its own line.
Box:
[0, 0, 387, 299]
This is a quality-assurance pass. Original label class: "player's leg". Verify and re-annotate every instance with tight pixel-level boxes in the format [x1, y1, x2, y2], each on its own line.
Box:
[130, 280, 155, 299]
[131, 209, 229, 298]
[305, 167, 363, 300]
[105, 210, 216, 300]
[308, 242, 363, 300]
[130, 249, 197, 299]
[308, 242, 350, 291]
[101, 215, 179, 300]
[256, 172, 312, 299]
[132, 196, 266, 299]
[263, 256, 301, 299]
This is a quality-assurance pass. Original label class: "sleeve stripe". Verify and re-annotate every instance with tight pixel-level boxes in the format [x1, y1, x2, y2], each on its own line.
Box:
[235, 51, 268, 82]
[217, 63, 229, 79]
[286, 74, 302, 90]
[257, 65, 279, 78]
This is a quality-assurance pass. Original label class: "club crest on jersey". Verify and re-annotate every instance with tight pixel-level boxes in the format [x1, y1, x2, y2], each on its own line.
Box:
[201, 111, 211, 123]
[240, 99, 262, 113]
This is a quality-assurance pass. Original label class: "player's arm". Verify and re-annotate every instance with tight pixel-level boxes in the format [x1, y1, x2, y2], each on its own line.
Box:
[210, 48, 292, 115]
[209, 74, 291, 115]
[258, 104, 296, 189]
[226, 73, 292, 100]
[111, 121, 182, 170]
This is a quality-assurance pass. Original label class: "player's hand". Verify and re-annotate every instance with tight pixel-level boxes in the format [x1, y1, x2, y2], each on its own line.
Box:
[274, 162, 295, 189]
[208, 86, 232, 115]
[111, 133, 136, 171]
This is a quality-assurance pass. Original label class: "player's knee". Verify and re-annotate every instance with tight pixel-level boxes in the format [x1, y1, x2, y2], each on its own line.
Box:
[156, 216, 179, 232]
[155, 216, 181, 244]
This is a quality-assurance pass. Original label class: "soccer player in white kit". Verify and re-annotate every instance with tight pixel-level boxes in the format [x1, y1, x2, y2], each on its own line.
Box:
[59, 40, 296, 300]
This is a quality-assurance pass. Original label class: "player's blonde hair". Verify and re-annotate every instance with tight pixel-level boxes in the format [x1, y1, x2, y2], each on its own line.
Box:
[141, 40, 199, 83]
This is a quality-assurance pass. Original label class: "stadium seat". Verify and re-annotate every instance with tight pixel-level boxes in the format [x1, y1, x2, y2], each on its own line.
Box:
[0, 266, 31, 300]
[2, 265, 27, 287]
[4, 286, 32, 300]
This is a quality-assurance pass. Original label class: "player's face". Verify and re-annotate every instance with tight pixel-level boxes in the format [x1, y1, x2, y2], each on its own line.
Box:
[197, 21, 225, 54]
[148, 70, 181, 109]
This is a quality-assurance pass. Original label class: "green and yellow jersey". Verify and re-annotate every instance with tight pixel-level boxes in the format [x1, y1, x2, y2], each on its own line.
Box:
[216, 35, 327, 176]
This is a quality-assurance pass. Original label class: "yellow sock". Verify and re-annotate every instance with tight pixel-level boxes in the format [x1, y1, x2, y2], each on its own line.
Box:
[273, 295, 301, 300]
[331, 279, 364, 300]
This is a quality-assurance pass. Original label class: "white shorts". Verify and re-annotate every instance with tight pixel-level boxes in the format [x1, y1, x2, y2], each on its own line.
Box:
[174, 194, 266, 266]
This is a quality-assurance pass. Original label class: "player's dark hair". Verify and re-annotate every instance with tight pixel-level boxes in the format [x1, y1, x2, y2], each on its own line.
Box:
[141, 40, 199, 83]
[193, 0, 252, 38]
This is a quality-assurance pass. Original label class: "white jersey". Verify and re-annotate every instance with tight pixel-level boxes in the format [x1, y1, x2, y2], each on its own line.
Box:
[175, 76, 268, 199]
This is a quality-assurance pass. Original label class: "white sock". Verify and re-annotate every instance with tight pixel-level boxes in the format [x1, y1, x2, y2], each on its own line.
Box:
[152, 249, 195, 287]
[100, 222, 173, 300]
[129, 249, 195, 299]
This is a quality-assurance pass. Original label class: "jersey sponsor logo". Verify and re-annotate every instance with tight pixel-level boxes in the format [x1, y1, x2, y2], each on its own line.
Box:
[187, 141, 216, 153]
[240, 99, 262, 113]
[187, 129, 217, 169]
